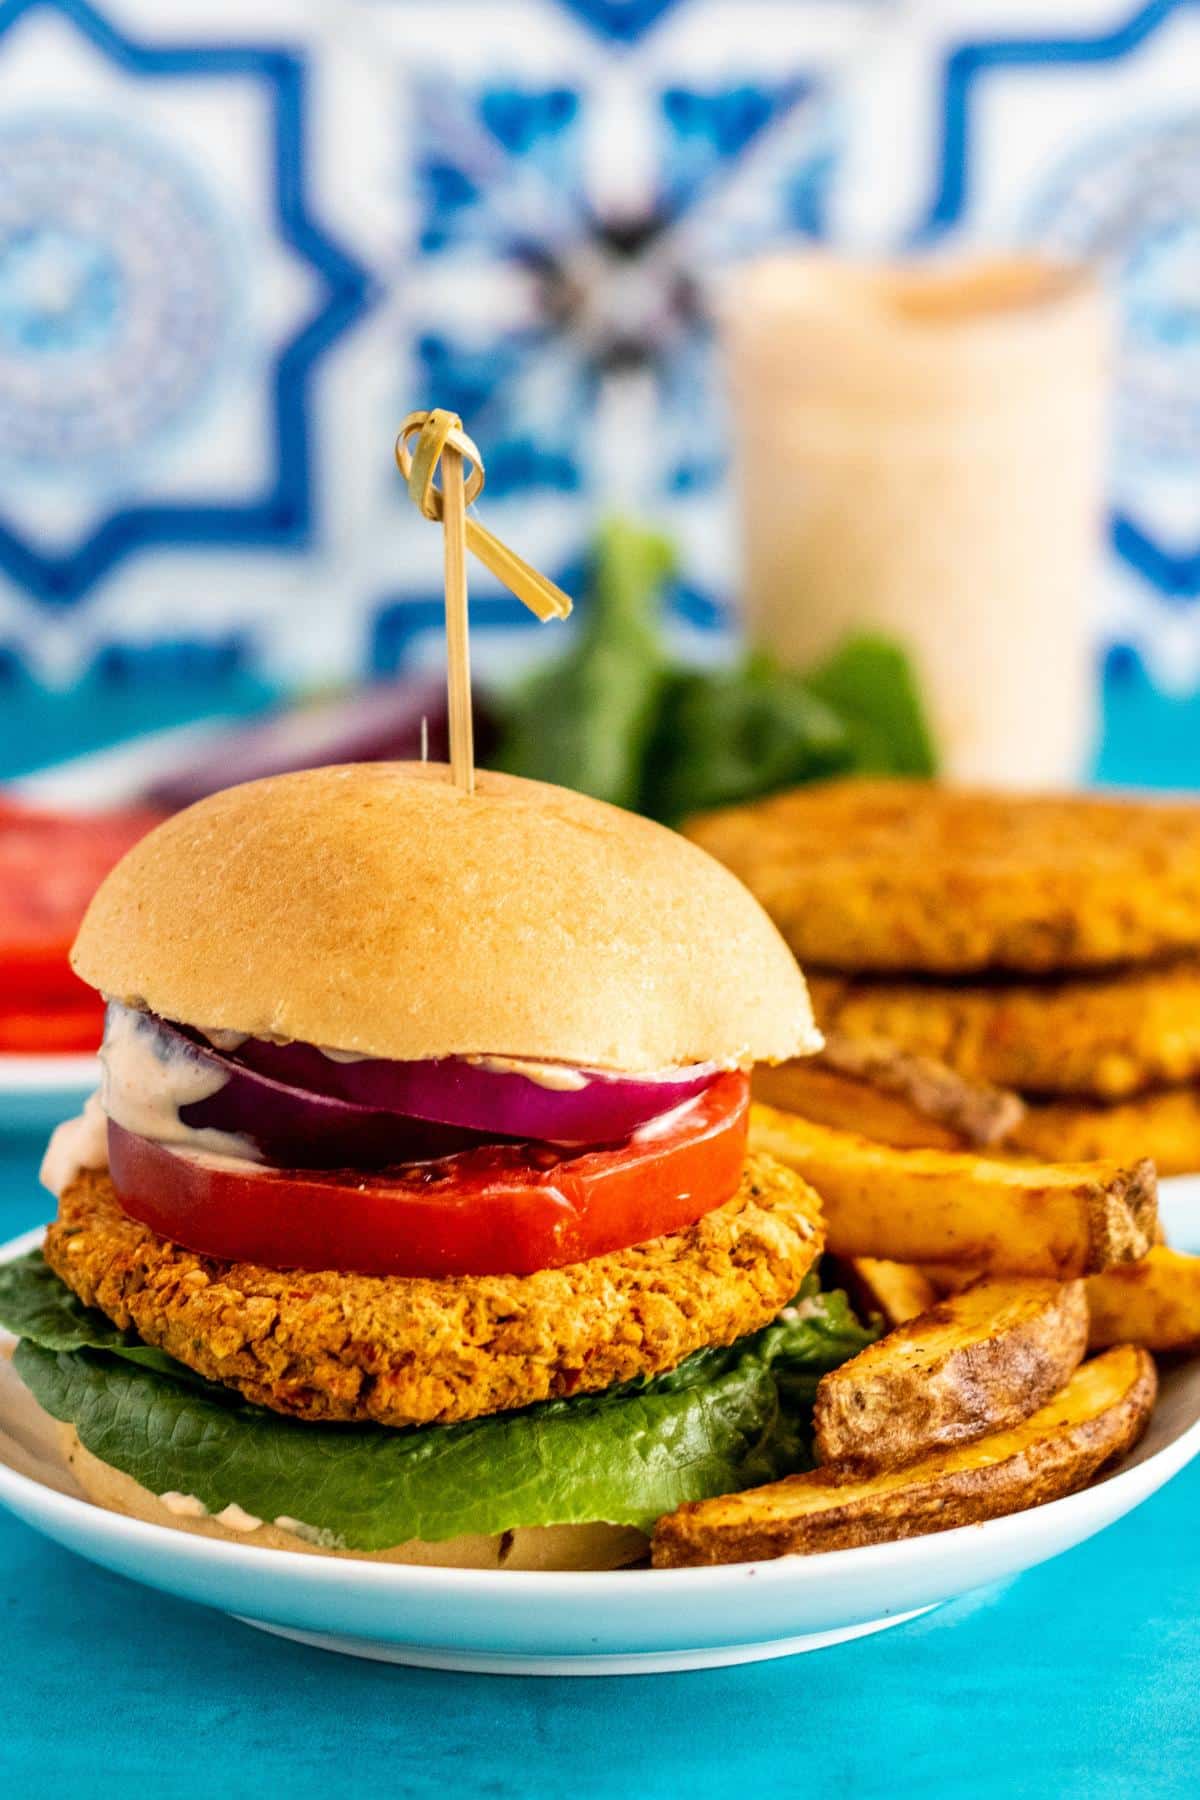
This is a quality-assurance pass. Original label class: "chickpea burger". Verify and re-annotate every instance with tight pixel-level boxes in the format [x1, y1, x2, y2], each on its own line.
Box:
[0, 764, 873, 1569]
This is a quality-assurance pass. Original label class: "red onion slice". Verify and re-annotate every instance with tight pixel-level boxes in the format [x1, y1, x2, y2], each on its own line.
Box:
[127, 1012, 497, 1169]
[225, 1035, 722, 1144]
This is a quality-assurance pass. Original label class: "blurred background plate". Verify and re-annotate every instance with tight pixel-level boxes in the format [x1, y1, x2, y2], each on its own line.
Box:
[1160, 1176, 1200, 1255]
[0, 1056, 97, 1131]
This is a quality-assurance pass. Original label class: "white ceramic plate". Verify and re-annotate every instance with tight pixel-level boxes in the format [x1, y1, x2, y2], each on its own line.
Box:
[1161, 1173, 1200, 1253]
[0, 1056, 97, 1132]
[2, 1226, 1200, 1675]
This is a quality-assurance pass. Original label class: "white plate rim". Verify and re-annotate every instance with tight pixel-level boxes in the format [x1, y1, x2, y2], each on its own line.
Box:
[3, 1224, 1200, 1608]
[0, 1054, 98, 1094]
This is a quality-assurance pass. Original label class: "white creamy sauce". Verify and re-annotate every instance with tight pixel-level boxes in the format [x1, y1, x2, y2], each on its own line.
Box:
[100, 1003, 259, 1165]
[215, 1502, 264, 1533]
[40, 1091, 109, 1196]
[466, 1054, 590, 1092]
[166, 1144, 272, 1177]
[320, 1046, 594, 1091]
[159, 1491, 209, 1520]
[466, 1053, 757, 1094]
[273, 1516, 346, 1550]
[158, 1494, 264, 1533]
[778, 1295, 826, 1325]
[158, 1493, 335, 1545]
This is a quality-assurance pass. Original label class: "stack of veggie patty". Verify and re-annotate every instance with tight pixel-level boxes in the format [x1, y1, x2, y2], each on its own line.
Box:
[687, 779, 1200, 1175]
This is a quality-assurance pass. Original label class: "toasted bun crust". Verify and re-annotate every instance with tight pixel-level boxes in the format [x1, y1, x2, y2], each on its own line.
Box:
[63, 1430, 648, 1570]
[72, 763, 817, 1069]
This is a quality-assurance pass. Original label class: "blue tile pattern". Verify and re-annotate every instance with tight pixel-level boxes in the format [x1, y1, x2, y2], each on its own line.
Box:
[907, 0, 1200, 674]
[0, 0, 372, 613]
[403, 69, 824, 510]
[0, 117, 235, 466]
[555, 0, 687, 42]
[0, 0, 1193, 732]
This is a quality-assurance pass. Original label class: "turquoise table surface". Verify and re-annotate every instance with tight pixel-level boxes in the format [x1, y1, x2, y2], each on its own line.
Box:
[1, 1111, 1198, 1800]
[4, 656, 1200, 1796]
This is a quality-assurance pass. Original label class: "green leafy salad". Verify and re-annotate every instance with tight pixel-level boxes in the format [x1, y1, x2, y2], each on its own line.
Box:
[0, 1253, 873, 1550]
[495, 520, 937, 822]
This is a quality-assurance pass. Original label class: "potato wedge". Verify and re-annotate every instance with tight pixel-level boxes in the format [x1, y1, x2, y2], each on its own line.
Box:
[750, 1104, 1157, 1276]
[754, 1036, 1024, 1153]
[753, 1061, 967, 1152]
[1087, 1247, 1200, 1353]
[829, 1257, 939, 1329]
[920, 1262, 984, 1297]
[651, 1344, 1156, 1566]
[930, 1248, 1200, 1350]
[815, 1033, 1024, 1148]
[813, 1277, 1089, 1470]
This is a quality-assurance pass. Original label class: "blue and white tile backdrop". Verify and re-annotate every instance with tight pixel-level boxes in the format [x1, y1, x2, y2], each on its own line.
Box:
[0, 0, 1198, 717]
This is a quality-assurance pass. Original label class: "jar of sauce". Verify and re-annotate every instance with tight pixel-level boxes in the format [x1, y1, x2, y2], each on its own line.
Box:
[724, 253, 1111, 784]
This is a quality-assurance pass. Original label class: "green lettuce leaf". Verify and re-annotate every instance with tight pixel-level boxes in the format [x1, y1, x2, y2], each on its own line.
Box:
[494, 520, 676, 810]
[0, 1251, 207, 1386]
[0, 1248, 122, 1348]
[805, 633, 938, 777]
[1, 1255, 873, 1548]
[641, 655, 853, 823]
[494, 515, 940, 821]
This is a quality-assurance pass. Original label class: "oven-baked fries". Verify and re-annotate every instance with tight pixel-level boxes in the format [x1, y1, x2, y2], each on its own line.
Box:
[754, 1059, 968, 1151]
[831, 1256, 939, 1328]
[921, 1249, 1200, 1353]
[813, 1277, 1089, 1471]
[1086, 1247, 1200, 1354]
[651, 1344, 1156, 1566]
[669, 779, 1200, 1575]
[750, 1104, 1158, 1276]
[808, 1033, 1023, 1148]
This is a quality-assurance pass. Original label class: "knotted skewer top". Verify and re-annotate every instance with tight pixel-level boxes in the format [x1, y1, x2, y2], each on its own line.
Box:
[395, 410, 573, 625]
[396, 410, 486, 519]
[395, 408, 572, 796]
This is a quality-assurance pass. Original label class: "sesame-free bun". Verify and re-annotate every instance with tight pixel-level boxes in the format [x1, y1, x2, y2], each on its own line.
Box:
[72, 763, 818, 1070]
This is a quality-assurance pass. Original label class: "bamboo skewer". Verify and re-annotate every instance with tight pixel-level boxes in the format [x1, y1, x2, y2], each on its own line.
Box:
[439, 436, 473, 792]
[395, 408, 572, 794]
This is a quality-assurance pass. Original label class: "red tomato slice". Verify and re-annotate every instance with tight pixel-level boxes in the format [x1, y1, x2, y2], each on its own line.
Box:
[0, 943, 93, 1005]
[0, 805, 160, 955]
[107, 1073, 751, 1278]
[0, 803, 159, 1052]
[0, 1006, 102, 1053]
